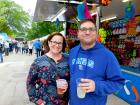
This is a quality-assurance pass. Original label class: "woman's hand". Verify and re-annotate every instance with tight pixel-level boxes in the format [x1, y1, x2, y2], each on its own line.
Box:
[40, 103, 44, 105]
[57, 81, 68, 95]
[40, 101, 45, 105]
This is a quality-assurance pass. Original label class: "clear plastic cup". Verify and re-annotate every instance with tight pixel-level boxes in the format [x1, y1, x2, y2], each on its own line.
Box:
[76, 78, 86, 99]
[56, 79, 67, 94]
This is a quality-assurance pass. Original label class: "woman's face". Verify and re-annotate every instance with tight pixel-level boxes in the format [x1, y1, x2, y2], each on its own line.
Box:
[48, 35, 63, 54]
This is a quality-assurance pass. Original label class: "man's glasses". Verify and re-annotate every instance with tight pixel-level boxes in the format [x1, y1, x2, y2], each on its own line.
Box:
[79, 27, 96, 32]
[50, 40, 63, 46]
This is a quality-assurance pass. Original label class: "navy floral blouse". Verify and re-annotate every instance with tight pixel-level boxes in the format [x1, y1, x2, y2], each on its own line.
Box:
[26, 54, 69, 105]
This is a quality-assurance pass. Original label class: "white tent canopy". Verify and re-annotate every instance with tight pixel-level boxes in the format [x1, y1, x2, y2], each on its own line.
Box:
[0, 33, 10, 42]
[39, 30, 65, 41]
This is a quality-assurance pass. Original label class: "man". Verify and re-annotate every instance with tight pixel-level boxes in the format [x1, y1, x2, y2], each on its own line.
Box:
[69, 19, 125, 105]
[33, 39, 41, 57]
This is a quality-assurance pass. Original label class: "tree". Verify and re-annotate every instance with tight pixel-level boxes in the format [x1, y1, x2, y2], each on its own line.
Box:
[26, 21, 63, 40]
[0, 0, 30, 36]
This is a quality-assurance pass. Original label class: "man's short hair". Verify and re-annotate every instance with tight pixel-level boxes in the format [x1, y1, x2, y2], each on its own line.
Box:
[79, 19, 96, 27]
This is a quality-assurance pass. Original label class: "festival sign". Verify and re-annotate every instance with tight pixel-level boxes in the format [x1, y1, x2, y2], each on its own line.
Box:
[66, 22, 78, 40]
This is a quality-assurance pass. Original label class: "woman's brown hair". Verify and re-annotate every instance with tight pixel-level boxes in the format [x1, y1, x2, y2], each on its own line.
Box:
[44, 32, 66, 53]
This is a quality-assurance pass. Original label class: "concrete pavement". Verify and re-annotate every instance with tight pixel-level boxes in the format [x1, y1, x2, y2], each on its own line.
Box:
[0, 53, 35, 105]
[0, 53, 130, 105]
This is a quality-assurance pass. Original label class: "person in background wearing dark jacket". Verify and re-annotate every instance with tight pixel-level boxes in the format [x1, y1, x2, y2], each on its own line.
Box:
[0, 41, 4, 63]
[69, 19, 125, 105]
[26, 32, 69, 105]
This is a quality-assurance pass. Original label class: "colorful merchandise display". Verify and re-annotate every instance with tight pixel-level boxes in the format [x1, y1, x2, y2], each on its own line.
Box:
[104, 16, 140, 70]
[105, 34, 140, 69]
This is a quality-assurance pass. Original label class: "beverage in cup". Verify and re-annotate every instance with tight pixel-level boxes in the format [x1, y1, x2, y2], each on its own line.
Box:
[56, 79, 67, 94]
[76, 78, 86, 99]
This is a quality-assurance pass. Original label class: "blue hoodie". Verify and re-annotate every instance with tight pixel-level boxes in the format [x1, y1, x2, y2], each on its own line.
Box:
[69, 42, 125, 105]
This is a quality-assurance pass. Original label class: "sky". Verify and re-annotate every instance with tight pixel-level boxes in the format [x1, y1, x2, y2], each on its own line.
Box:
[12, 0, 37, 16]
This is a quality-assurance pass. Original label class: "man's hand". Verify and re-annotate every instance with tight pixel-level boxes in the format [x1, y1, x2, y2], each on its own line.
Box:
[79, 78, 95, 93]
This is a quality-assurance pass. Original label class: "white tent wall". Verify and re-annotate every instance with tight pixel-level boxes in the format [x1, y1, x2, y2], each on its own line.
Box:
[39, 30, 65, 42]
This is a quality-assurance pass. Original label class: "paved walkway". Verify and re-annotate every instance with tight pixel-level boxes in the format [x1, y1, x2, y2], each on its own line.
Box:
[0, 53, 130, 105]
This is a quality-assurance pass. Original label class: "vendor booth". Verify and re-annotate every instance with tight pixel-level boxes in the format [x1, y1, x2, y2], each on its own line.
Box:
[0, 33, 9, 42]
[33, 0, 140, 104]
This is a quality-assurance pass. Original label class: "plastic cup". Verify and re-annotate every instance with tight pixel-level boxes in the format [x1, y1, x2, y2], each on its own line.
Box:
[76, 78, 86, 99]
[56, 79, 67, 94]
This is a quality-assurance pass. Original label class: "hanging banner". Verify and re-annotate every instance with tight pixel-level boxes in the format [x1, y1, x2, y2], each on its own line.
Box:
[66, 22, 78, 40]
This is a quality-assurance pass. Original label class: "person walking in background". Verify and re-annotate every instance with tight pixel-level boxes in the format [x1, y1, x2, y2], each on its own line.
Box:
[24, 41, 29, 55]
[69, 19, 125, 105]
[0, 41, 4, 63]
[21, 41, 26, 54]
[33, 39, 41, 57]
[28, 41, 33, 55]
[4, 41, 9, 56]
[17, 41, 23, 53]
[14, 41, 19, 54]
[26, 32, 69, 105]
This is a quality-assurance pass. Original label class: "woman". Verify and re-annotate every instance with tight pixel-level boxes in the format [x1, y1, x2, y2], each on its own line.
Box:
[26, 32, 69, 105]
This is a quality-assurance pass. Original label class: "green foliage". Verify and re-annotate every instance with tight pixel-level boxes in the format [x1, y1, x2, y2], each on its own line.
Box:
[0, 0, 30, 36]
[0, 0, 63, 40]
[26, 21, 63, 40]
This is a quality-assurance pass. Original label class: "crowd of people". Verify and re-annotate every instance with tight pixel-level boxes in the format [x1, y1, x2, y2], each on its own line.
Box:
[26, 19, 125, 105]
[0, 38, 47, 63]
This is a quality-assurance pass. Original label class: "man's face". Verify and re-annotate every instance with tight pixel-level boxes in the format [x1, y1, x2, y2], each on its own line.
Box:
[77, 21, 97, 46]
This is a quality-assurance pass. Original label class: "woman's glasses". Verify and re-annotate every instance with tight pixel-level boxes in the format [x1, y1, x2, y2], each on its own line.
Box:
[50, 40, 63, 46]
